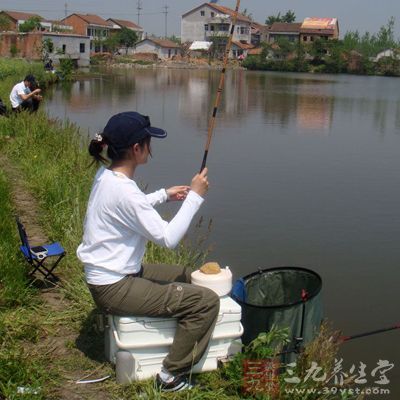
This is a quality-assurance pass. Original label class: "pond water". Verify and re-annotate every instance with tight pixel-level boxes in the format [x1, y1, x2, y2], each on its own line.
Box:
[46, 68, 400, 397]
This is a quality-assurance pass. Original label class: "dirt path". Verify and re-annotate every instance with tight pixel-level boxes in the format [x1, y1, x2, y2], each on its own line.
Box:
[0, 153, 111, 399]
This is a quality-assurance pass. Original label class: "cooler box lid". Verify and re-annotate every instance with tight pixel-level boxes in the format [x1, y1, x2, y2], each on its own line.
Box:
[112, 296, 242, 347]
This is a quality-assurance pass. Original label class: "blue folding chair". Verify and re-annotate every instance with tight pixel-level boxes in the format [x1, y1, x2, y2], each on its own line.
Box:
[16, 217, 65, 281]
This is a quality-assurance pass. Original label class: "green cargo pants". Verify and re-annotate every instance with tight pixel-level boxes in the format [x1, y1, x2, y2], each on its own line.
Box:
[88, 263, 220, 374]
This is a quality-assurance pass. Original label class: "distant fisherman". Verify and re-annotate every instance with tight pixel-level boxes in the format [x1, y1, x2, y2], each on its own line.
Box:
[10, 74, 42, 113]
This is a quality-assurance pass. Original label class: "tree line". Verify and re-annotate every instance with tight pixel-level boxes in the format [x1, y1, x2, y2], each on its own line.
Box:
[244, 13, 400, 76]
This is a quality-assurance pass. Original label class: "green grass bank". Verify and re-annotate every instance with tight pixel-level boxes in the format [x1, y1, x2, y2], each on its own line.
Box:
[0, 59, 360, 400]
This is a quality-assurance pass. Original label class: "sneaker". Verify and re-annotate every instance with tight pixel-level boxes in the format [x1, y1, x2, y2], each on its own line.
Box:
[155, 373, 193, 392]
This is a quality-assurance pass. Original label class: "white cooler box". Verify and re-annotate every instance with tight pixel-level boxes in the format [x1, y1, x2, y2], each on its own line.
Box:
[105, 295, 243, 383]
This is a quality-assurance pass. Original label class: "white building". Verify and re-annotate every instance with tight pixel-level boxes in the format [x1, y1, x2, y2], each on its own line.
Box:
[181, 3, 252, 45]
[134, 37, 180, 59]
[43, 32, 91, 67]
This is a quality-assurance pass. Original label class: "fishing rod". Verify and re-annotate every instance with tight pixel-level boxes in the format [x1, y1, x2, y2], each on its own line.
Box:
[339, 324, 400, 343]
[200, 0, 241, 172]
[280, 323, 400, 357]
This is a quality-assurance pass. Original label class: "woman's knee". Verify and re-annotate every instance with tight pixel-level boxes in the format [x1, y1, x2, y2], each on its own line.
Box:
[199, 287, 220, 315]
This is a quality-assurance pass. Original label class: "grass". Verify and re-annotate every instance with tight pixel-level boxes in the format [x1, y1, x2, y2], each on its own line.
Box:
[0, 60, 363, 399]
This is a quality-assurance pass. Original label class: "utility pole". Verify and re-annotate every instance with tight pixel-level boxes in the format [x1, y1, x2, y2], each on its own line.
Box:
[64, 2, 68, 19]
[163, 3, 169, 38]
[137, 0, 142, 25]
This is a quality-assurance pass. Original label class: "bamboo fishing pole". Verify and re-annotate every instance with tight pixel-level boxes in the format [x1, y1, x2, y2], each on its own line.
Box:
[200, 0, 241, 172]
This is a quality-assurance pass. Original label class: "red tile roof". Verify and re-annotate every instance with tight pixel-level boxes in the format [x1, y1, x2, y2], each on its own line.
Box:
[1, 10, 43, 21]
[269, 22, 302, 33]
[71, 14, 112, 27]
[107, 18, 143, 31]
[145, 37, 180, 48]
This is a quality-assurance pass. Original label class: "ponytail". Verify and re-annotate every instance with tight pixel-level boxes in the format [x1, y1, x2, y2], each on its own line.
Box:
[88, 133, 107, 164]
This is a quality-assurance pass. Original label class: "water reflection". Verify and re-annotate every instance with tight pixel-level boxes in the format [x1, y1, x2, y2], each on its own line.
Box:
[48, 70, 399, 140]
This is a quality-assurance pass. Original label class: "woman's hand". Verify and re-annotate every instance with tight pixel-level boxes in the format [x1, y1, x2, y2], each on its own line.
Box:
[190, 167, 209, 197]
[166, 185, 190, 201]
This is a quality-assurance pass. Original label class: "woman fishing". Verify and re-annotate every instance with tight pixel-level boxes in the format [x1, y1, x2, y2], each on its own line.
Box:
[77, 111, 220, 392]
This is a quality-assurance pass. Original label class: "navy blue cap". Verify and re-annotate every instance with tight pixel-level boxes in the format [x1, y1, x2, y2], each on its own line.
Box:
[103, 112, 167, 149]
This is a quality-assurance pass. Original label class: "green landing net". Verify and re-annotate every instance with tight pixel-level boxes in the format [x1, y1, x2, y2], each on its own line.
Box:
[232, 266, 323, 351]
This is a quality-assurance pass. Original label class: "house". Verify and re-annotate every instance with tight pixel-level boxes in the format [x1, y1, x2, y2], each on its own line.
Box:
[0, 11, 75, 33]
[231, 41, 254, 59]
[0, 31, 90, 66]
[42, 32, 91, 67]
[250, 22, 269, 46]
[61, 13, 113, 52]
[188, 41, 212, 58]
[300, 18, 339, 43]
[267, 22, 302, 43]
[134, 37, 180, 59]
[0, 10, 51, 31]
[181, 3, 252, 46]
[107, 18, 144, 41]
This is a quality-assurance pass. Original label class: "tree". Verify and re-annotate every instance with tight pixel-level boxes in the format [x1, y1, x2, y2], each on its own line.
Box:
[309, 38, 328, 64]
[274, 37, 295, 59]
[266, 12, 281, 26]
[116, 27, 138, 54]
[19, 16, 42, 32]
[103, 34, 119, 54]
[0, 15, 11, 31]
[41, 38, 54, 62]
[282, 10, 296, 23]
[265, 10, 296, 26]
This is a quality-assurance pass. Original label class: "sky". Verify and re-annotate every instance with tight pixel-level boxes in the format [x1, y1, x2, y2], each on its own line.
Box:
[1, 0, 400, 39]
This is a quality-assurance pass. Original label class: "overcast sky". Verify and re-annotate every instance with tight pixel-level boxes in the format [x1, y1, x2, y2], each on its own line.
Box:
[2, 0, 400, 39]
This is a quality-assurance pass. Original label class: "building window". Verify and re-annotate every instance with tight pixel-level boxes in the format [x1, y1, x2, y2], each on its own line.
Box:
[62, 44, 66, 54]
[310, 36, 314, 42]
[201, 10, 205, 16]
[205, 24, 209, 31]
[237, 27, 240, 33]
[168, 49, 171, 58]
[80, 43, 85, 53]
[303, 36, 307, 42]
[211, 12, 215, 17]
[210, 25, 214, 32]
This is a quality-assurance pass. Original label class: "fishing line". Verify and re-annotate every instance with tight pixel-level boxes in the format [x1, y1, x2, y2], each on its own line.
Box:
[200, 0, 241, 172]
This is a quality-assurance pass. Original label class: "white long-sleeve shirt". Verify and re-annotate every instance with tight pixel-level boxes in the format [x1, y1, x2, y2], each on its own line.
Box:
[77, 167, 204, 285]
[10, 81, 30, 108]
